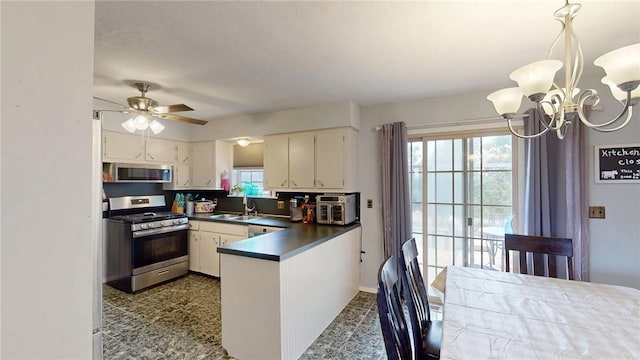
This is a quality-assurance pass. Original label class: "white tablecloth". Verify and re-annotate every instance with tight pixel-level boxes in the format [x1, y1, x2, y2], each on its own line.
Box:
[441, 266, 640, 359]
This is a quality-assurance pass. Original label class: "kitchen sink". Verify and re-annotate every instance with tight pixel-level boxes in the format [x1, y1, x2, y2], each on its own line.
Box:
[210, 214, 237, 220]
[231, 215, 262, 221]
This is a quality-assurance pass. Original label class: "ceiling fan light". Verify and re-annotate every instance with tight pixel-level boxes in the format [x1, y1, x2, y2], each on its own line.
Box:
[237, 138, 251, 147]
[594, 43, 640, 86]
[134, 114, 149, 130]
[121, 118, 137, 133]
[149, 119, 165, 134]
[509, 60, 563, 98]
[487, 87, 523, 117]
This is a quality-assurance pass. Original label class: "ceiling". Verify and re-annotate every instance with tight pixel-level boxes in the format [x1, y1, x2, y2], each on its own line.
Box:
[94, 1, 640, 122]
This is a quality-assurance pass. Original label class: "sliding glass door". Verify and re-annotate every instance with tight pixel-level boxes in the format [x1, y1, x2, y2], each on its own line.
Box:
[409, 133, 514, 284]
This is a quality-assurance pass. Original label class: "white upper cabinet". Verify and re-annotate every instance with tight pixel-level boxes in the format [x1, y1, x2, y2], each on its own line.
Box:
[264, 127, 358, 192]
[190, 141, 232, 190]
[191, 141, 215, 188]
[315, 129, 346, 190]
[145, 137, 178, 163]
[176, 141, 192, 164]
[288, 132, 315, 189]
[103, 131, 144, 162]
[264, 134, 289, 189]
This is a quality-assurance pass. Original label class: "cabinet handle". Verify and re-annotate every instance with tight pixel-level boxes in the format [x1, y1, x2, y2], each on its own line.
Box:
[135, 152, 142, 159]
[147, 153, 155, 159]
[183, 180, 189, 186]
[281, 180, 287, 187]
[207, 180, 212, 185]
[292, 180, 298, 187]
[157, 270, 169, 276]
[318, 180, 324, 187]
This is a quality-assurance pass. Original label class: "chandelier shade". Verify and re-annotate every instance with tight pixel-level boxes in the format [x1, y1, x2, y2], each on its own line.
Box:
[487, 88, 523, 117]
[488, 1, 639, 139]
[601, 77, 640, 104]
[236, 138, 251, 147]
[509, 60, 563, 99]
[594, 44, 640, 87]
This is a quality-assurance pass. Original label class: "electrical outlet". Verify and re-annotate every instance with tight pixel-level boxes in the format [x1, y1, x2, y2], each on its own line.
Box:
[367, 199, 373, 208]
[589, 206, 605, 219]
[277, 201, 285, 210]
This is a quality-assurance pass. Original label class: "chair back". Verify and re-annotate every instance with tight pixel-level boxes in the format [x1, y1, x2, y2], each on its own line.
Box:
[505, 234, 574, 280]
[400, 238, 431, 327]
[377, 255, 412, 360]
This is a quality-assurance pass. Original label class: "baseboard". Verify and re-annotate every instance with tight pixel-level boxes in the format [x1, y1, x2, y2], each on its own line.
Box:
[359, 286, 377, 293]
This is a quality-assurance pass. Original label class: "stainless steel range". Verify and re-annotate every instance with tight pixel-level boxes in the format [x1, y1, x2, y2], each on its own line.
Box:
[106, 195, 188, 292]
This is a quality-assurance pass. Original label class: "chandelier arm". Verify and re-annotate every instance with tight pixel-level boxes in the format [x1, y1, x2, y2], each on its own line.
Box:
[536, 101, 563, 130]
[507, 118, 551, 139]
[590, 108, 633, 132]
[578, 92, 634, 132]
[547, 19, 566, 59]
[577, 89, 633, 129]
[567, 20, 584, 92]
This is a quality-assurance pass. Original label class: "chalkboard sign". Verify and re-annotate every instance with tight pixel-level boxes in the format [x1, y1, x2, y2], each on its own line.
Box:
[595, 144, 640, 183]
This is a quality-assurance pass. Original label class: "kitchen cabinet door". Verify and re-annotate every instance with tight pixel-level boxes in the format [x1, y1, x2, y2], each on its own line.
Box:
[163, 162, 191, 190]
[199, 231, 220, 277]
[145, 137, 177, 163]
[219, 234, 246, 247]
[288, 132, 315, 189]
[315, 129, 345, 190]
[264, 134, 289, 189]
[103, 131, 144, 162]
[191, 141, 215, 188]
[188, 230, 201, 272]
[177, 141, 192, 164]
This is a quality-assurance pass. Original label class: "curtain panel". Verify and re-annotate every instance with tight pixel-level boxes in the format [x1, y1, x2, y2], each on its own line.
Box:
[380, 122, 411, 262]
[522, 108, 590, 281]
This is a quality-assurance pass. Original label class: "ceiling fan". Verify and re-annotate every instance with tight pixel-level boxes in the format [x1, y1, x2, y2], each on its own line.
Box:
[94, 82, 208, 134]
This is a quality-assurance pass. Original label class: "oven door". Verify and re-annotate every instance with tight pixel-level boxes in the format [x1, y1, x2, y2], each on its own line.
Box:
[330, 204, 346, 225]
[132, 228, 188, 273]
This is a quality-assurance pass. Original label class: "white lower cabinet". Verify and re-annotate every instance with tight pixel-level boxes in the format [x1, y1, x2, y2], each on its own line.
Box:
[188, 220, 248, 277]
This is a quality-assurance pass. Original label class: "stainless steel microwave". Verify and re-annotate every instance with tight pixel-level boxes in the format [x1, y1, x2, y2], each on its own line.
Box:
[103, 163, 172, 183]
[316, 194, 357, 225]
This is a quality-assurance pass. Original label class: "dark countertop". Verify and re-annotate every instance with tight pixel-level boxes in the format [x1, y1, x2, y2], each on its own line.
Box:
[188, 213, 360, 262]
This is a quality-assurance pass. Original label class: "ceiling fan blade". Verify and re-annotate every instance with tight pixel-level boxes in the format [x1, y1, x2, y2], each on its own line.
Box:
[93, 96, 129, 108]
[154, 113, 208, 125]
[152, 104, 194, 114]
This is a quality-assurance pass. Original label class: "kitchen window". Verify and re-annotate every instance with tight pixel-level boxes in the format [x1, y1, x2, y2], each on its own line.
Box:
[409, 131, 516, 284]
[232, 168, 273, 197]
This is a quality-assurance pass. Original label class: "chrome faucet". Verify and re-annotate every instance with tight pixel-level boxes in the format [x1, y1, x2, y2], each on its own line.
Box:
[243, 194, 256, 216]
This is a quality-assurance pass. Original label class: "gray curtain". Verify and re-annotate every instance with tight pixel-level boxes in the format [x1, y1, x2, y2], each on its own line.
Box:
[380, 122, 412, 262]
[523, 108, 590, 281]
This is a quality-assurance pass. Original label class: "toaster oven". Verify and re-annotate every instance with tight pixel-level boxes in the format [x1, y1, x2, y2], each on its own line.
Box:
[316, 194, 356, 225]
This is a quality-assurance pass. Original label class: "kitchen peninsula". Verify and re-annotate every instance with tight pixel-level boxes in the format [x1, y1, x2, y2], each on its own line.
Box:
[217, 221, 361, 360]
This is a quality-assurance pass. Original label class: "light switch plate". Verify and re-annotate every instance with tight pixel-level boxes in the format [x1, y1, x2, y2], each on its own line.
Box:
[589, 206, 605, 219]
[367, 199, 373, 208]
[277, 201, 285, 210]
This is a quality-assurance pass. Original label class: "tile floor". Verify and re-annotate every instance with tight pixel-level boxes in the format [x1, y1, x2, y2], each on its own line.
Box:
[102, 273, 386, 359]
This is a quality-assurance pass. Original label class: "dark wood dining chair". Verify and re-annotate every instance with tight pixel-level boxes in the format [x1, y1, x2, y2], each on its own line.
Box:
[504, 234, 574, 280]
[400, 238, 442, 359]
[376, 255, 412, 360]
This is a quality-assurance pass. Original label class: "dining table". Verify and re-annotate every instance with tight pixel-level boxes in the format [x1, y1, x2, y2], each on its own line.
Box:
[440, 265, 640, 359]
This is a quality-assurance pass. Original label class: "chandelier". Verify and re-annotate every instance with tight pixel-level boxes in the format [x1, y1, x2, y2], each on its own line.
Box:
[487, 1, 639, 139]
[121, 113, 165, 135]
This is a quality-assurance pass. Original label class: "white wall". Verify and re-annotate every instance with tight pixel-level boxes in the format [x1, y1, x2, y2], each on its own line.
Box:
[587, 97, 640, 288]
[190, 100, 359, 141]
[357, 75, 640, 290]
[1, 2, 95, 358]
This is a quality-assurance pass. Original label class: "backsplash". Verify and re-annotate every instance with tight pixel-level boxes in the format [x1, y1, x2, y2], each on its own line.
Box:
[104, 184, 360, 220]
